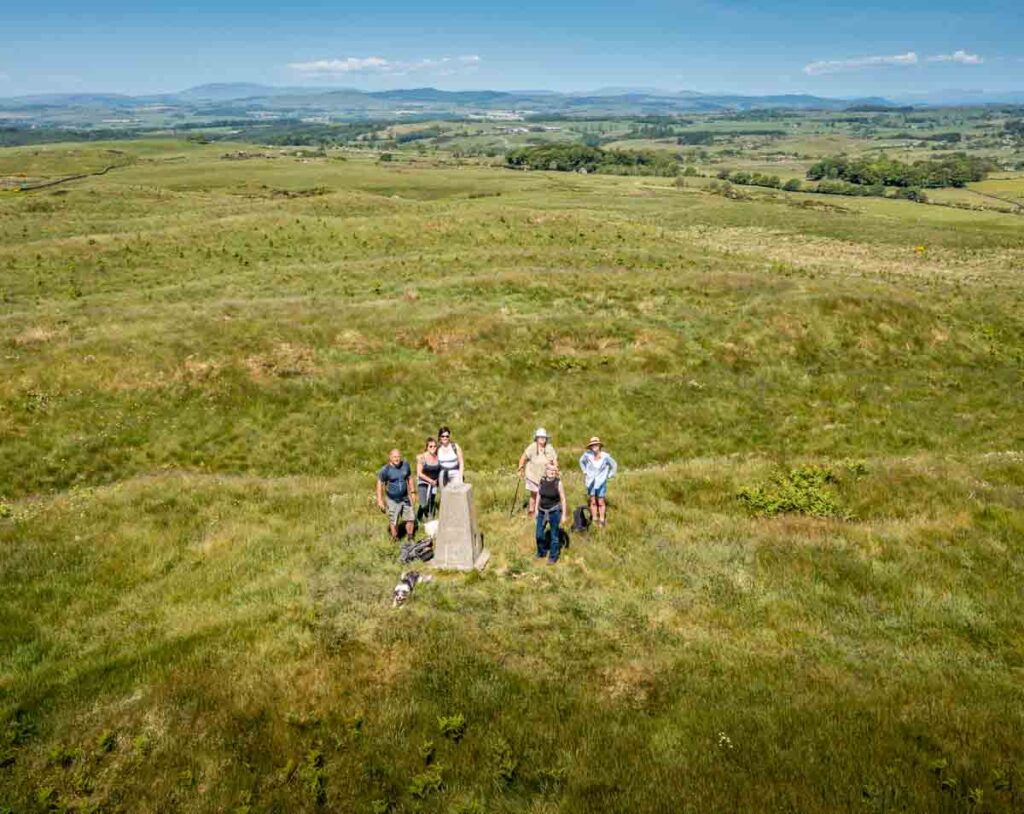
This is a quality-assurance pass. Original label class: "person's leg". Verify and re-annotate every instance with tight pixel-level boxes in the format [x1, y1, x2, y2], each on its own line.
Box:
[535, 511, 547, 558]
[387, 498, 400, 540]
[595, 483, 608, 525]
[403, 501, 416, 538]
[588, 491, 598, 524]
[548, 508, 563, 562]
[417, 483, 428, 521]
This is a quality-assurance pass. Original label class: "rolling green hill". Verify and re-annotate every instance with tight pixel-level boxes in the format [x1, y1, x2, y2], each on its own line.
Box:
[1, 141, 1023, 813]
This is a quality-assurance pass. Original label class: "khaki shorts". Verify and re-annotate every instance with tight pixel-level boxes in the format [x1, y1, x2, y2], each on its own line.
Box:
[386, 497, 415, 525]
[525, 477, 539, 494]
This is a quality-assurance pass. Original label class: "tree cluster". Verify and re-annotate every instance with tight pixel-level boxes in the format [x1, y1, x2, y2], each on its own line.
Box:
[505, 144, 679, 176]
[889, 131, 963, 143]
[716, 169, 783, 189]
[717, 167, 928, 202]
[806, 152, 995, 188]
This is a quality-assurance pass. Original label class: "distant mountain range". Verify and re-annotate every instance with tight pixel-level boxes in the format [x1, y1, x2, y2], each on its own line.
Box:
[0, 84, 891, 111]
[891, 88, 1024, 106]
[2, 84, 1022, 124]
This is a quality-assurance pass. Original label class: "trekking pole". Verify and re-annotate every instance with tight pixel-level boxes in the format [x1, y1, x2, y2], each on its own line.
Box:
[508, 475, 522, 518]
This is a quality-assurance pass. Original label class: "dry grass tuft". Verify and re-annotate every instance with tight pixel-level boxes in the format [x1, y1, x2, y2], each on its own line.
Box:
[333, 329, 381, 354]
[11, 325, 67, 347]
[177, 355, 223, 384]
[600, 660, 657, 705]
[244, 342, 317, 379]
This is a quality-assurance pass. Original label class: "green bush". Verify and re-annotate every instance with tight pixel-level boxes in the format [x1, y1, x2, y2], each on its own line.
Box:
[438, 714, 467, 743]
[893, 187, 928, 203]
[408, 765, 444, 799]
[738, 466, 847, 519]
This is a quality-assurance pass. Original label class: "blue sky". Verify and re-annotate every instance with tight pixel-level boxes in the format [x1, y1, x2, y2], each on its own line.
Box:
[1, 0, 1022, 97]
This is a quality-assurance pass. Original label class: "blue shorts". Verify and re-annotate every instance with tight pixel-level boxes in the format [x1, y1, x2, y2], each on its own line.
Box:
[587, 482, 608, 498]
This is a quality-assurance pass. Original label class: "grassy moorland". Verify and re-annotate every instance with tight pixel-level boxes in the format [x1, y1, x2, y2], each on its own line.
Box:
[1, 140, 1023, 813]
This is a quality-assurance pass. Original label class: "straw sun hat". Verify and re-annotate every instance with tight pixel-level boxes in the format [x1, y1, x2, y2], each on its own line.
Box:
[587, 436, 602, 448]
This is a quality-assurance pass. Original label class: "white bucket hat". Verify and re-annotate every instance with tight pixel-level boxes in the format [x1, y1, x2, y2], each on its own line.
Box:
[534, 427, 548, 439]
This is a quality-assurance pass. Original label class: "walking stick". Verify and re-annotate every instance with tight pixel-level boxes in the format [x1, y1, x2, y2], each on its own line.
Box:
[508, 475, 522, 518]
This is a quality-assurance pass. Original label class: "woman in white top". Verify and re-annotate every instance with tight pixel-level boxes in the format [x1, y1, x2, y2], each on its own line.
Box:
[436, 425, 465, 488]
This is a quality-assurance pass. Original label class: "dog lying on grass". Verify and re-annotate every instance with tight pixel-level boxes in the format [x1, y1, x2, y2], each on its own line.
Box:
[392, 570, 432, 608]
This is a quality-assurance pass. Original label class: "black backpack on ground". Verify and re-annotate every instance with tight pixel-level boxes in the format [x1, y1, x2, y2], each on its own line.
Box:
[572, 505, 592, 533]
[400, 538, 434, 564]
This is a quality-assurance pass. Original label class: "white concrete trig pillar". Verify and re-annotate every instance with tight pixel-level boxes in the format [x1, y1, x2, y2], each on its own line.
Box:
[431, 482, 489, 571]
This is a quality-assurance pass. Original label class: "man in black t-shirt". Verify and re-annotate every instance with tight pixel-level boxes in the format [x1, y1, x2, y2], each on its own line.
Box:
[377, 448, 417, 540]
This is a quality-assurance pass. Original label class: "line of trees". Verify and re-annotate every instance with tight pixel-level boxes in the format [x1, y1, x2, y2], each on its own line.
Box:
[505, 144, 679, 176]
[716, 169, 798, 190]
[889, 131, 963, 143]
[806, 152, 995, 188]
[717, 169, 928, 201]
[0, 126, 141, 147]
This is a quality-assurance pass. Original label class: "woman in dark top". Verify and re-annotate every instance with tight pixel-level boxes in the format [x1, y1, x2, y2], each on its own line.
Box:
[416, 437, 442, 520]
[535, 462, 568, 565]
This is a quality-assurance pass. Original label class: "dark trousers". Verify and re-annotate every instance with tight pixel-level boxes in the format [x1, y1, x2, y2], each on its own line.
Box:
[535, 508, 562, 562]
[417, 482, 437, 520]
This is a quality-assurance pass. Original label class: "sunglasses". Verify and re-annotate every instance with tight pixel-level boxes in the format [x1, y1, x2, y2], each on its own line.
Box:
[440, 434, 450, 439]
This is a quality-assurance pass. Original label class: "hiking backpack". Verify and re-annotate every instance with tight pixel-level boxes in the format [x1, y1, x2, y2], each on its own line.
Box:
[572, 505, 592, 533]
[400, 538, 435, 564]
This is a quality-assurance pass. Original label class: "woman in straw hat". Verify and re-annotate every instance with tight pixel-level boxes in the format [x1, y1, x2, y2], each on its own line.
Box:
[578, 435, 618, 527]
[518, 427, 557, 518]
[536, 461, 567, 564]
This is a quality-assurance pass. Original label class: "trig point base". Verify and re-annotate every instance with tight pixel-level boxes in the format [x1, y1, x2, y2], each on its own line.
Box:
[431, 482, 490, 571]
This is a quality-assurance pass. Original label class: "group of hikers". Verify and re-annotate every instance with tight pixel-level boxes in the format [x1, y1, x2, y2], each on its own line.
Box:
[376, 427, 618, 565]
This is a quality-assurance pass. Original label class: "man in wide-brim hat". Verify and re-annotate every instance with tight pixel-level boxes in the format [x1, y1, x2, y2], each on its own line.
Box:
[578, 435, 618, 528]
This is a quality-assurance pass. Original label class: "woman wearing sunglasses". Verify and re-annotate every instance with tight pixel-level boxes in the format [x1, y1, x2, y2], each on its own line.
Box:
[416, 437, 442, 519]
[436, 426, 465, 488]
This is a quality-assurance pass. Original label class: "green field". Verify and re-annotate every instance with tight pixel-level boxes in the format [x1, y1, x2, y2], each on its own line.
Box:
[1, 140, 1023, 813]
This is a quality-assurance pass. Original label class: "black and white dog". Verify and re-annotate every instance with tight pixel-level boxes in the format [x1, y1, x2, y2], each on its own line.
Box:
[392, 570, 432, 608]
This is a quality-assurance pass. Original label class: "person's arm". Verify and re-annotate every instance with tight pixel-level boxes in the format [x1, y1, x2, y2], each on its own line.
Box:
[578, 452, 588, 476]
[416, 455, 435, 486]
[457, 444, 465, 473]
[407, 466, 417, 504]
[558, 481, 568, 520]
[376, 476, 386, 511]
[607, 454, 618, 480]
[517, 447, 529, 475]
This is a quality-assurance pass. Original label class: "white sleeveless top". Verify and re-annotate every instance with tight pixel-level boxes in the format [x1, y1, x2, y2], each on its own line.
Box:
[438, 443, 460, 470]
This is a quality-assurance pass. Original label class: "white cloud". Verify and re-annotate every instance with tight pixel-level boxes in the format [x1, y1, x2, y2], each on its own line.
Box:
[288, 55, 482, 77]
[288, 57, 391, 74]
[927, 50, 983, 65]
[804, 51, 918, 76]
